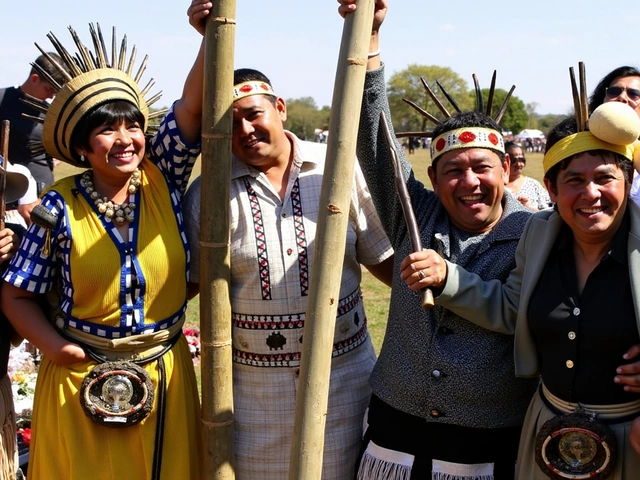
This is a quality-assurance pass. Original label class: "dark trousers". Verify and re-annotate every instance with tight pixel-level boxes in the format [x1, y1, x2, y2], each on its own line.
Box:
[355, 395, 521, 480]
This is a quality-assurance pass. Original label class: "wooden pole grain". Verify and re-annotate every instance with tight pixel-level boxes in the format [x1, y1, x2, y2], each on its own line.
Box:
[200, 2, 236, 478]
[288, 2, 375, 479]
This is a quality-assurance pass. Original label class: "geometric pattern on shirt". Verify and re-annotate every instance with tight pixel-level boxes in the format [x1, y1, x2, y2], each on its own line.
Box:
[232, 288, 367, 367]
[290, 178, 309, 297]
[233, 321, 368, 368]
[244, 178, 271, 300]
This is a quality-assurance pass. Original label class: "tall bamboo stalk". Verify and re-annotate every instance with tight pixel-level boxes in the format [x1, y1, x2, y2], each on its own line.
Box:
[200, 2, 236, 478]
[288, 2, 375, 479]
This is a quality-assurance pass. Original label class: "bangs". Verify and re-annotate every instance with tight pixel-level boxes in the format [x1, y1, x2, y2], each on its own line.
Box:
[70, 100, 146, 163]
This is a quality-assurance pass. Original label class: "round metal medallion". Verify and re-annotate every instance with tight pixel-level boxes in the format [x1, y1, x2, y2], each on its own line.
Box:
[80, 361, 154, 428]
[535, 414, 616, 479]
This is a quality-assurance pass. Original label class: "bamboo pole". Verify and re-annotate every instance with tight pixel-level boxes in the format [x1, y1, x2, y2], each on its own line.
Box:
[200, 2, 236, 479]
[288, 2, 375, 479]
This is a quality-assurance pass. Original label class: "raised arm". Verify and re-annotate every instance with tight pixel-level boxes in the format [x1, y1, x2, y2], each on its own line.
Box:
[172, 0, 212, 145]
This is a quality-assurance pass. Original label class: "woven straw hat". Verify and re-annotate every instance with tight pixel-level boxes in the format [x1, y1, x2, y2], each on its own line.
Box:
[22, 24, 164, 168]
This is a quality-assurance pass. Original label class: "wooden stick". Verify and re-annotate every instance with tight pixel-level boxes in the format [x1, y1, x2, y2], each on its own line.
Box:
[380, 111, 434, 309]
[288, 2, 375, 479]
[395, 130, 433, 138]
[495, 85, 516, 124]
[472, 74, 484, 113]
[485, 71, 497, 116]
[0, 120, 9, 231]
[569, 67, 583, 131]
[579, 61, 589, 131]
[200, 2, 237, 479]
[402, 98, 441, 125]
[420, 77, 451, 118]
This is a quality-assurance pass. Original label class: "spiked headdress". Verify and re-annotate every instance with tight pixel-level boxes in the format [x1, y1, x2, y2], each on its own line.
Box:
[543, 62, 640, 174]
[22, 24, 165, 168]
[398, 72, 516, 163]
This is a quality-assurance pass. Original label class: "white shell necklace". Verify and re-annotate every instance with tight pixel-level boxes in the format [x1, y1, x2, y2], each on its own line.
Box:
[80, 168, 141, 224]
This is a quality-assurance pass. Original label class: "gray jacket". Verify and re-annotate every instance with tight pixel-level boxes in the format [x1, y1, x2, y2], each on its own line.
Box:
[439, 201, 640, 377]
[356, 66, 539, 429]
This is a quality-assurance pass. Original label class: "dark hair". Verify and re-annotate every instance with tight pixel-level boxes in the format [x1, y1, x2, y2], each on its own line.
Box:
[431, 111, 505, 169]
[30, 53, 70, 87]
[504, 140, 522, 151]
[234, 68, 277, 105]
[70, 101, 146, 163]
[588, 66, 640, 112]
[544, 116, 633, 191]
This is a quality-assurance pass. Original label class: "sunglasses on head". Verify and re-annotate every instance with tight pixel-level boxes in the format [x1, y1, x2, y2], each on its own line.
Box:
[605, 86, 640, 102]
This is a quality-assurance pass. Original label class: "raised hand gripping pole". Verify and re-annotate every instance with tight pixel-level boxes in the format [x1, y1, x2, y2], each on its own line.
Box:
[380, 111, 434, 309]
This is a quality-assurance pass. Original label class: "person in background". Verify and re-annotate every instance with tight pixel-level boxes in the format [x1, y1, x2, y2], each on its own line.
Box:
[0, 53, 70, 196]
[0, 157, 30, 480]
[0, 1, 211, 478]
[504, 141, 552, 211]
[338, 1, 539, 478]
[3, 161, 38, 229]
[589, 66, 640, 205]
[183, 65, 394, 479]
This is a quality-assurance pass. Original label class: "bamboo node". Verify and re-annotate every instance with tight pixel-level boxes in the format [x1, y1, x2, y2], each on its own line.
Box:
[213, 16, 237, 25]
[326, 204, 341, 213]
[199, 241, 230, 248]
[201, 340, 233, 348]
[201, 419, 234, 428]
[201, 132, 233, 140]
[346, 56, 366, 67]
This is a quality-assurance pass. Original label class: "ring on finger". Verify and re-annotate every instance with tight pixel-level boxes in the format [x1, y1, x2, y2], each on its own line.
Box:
[418, 270, 426, 280]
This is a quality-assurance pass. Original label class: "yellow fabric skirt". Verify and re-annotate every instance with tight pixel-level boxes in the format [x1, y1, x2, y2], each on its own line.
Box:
[27, 335, 201, 480]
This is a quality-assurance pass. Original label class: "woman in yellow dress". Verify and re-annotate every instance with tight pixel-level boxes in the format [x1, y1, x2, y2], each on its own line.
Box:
[1, 1, 213, 478]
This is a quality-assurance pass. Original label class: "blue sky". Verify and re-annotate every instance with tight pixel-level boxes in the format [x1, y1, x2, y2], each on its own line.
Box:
[2, 1, 640, 116]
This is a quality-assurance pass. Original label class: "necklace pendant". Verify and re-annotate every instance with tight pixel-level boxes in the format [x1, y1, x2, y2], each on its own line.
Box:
[82, 168, 141, 225]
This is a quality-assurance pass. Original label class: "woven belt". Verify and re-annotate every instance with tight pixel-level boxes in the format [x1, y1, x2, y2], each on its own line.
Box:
[540, 384, 640, 424]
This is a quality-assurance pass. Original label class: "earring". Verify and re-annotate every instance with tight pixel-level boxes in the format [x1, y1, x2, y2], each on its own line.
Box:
[80, 154, 85, 162]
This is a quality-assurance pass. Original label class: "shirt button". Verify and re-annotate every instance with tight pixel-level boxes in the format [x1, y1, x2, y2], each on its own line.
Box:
[431, 370, 442, 379]
[568, 331, 576, 340]
[282, 212, 287, 218]
[566, 360, 574, 369]
[572, 307, 580, 316]
[287, 248, 293, 255]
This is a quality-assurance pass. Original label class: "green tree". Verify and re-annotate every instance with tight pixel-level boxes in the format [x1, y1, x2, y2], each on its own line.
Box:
[284, 97, 324, 140]
[482, 88, 528, 135]
[537, 113, 566, 134]
[387, 64, 472, 134]
[526, 102, 539, 129]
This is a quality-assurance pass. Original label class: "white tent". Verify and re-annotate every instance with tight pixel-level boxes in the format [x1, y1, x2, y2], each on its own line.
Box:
[515, 129, 545, 140]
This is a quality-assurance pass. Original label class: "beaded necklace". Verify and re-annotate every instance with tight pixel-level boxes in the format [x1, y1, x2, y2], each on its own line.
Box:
[80, 168, 141, 224]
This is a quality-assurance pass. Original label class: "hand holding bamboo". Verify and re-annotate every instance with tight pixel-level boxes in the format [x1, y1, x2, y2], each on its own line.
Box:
[379, 112, 434, 309]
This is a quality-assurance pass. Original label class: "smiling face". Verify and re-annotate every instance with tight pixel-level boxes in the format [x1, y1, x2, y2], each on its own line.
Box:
[544, 152, 630, 246]
[231, 94, 290, 170]
[428, 147, 510, 233]
[79, 118, 146, 182]
[507, 145, 526, 181]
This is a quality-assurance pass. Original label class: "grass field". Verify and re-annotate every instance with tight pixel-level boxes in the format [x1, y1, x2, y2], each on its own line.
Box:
[54, 148, 546, 355]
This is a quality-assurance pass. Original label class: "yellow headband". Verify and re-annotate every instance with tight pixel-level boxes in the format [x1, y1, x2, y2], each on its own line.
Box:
[543, 131, 634, 174]
[430, 127, 504, 162]
[233, 81, 276, 102]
